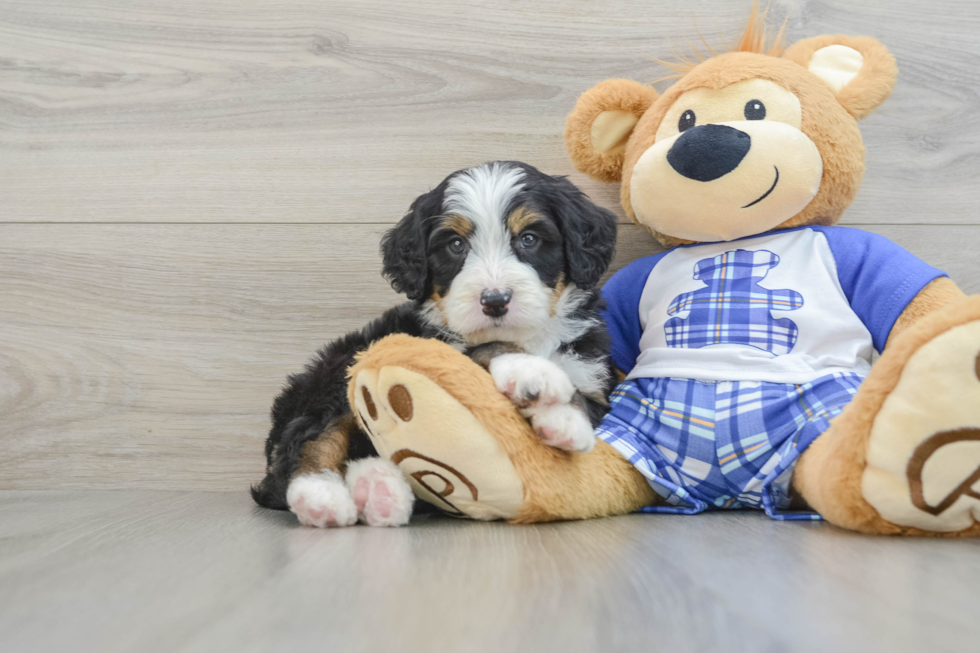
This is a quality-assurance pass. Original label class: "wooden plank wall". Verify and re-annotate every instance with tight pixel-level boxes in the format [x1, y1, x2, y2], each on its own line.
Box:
[1, 0, 978, 490]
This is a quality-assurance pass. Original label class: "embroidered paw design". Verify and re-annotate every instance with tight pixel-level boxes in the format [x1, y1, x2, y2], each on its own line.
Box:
[863, 320, 980, 532]
[665, 249, 804, 356]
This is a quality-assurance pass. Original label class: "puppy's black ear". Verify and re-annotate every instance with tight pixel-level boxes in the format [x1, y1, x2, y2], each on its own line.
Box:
[546, 177, 618, 290]
[381, 186, 443, 301]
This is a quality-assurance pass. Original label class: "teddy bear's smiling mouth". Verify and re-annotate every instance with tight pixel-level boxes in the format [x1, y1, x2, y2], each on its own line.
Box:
[742, 166, 780, 209]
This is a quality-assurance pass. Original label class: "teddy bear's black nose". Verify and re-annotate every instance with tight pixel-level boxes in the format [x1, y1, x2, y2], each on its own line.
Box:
[667, 124, 751, 182]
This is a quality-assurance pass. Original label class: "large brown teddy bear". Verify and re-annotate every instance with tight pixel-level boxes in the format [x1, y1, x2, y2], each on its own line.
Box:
[348, 10, 980, 535]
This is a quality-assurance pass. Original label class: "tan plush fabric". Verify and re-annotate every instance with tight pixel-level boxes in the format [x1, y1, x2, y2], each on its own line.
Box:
[630, 117, 823, 242]
[591, 110, 642, 156]
[562, 10, 979, 536]
[351, 363, 526, 520]
[887, 277, 967, 345]
[565, 32, 897, 247]
[783, 35, 898, 120]
[619, 52, 872, 247]
[565, 79, 658, 183]
[348, 334, 658, 523]
[792, 296, 980, 536]
[862, 320, 980, 531]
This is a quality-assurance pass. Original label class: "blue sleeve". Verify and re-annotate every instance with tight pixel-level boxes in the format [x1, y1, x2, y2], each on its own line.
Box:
[600, 252, 668, 373]
[814, 226, 947, 352]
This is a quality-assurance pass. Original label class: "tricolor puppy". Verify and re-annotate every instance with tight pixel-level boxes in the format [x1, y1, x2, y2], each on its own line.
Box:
[252, 161, 619, 528]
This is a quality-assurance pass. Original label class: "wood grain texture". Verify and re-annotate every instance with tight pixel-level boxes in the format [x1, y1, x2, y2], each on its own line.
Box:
[1, 223, 978, 491]
[1, 0, 979, 225]
[1, 491, 979, 653]
[1, 0, 979, 491]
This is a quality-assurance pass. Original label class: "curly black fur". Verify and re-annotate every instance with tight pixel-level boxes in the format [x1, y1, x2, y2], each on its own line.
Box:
[250, 303, 442, 509]
[252, 162, 619, 511]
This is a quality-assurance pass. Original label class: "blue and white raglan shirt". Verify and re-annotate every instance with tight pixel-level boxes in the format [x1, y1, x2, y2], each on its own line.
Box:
[602, 226, 946, 383]
[597, 226, 947, 519]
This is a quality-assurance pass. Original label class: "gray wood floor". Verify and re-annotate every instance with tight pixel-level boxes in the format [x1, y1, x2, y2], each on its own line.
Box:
[1, 491, 978, 653]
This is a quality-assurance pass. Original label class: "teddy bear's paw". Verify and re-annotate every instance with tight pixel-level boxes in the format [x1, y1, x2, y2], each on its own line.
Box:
[489, 353, 575, 408]
[524, 402, 596, 453]
[346, 457, 414, 527]
[286, 470, 358, 528]
[350, 359, 526, 522]
[863, 320, 980, 532]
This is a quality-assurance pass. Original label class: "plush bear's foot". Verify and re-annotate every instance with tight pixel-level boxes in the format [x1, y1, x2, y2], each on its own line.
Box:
[346, 457, 415, 527]
[347, 334, 658, 523]
[286, 470, 358, 528]
[795, 297, 980, 535]
[350, 358, 527, 521]
[862, 318, 980, 532]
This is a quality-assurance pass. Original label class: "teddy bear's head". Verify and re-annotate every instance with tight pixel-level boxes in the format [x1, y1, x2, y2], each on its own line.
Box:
[565, 10, 898, 247]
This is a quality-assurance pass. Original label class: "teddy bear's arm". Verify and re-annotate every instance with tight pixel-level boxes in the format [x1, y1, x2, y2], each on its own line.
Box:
[885, 277, 966, 348]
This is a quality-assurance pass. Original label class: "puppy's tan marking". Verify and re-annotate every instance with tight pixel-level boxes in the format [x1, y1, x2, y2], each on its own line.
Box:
[428, 291, 449, 323]
[442, 214, 474, 237]
[507, 207, 540, 235]
[296, 413, 356, 476]
[549, 273, 567, 317]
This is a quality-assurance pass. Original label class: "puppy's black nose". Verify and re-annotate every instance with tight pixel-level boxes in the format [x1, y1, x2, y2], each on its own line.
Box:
[480, 290, 511, 318]
[667, 124, 751, 182]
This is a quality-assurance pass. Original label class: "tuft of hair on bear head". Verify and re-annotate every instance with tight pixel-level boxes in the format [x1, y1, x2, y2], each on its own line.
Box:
[656, 1, 788, 81]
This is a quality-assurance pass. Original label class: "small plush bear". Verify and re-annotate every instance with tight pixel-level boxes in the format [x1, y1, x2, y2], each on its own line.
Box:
[350, 8, 980, 535]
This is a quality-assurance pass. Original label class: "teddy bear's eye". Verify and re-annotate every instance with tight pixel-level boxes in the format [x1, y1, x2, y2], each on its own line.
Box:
[678, 109, 696, 132]
[744, 99, 766, 120]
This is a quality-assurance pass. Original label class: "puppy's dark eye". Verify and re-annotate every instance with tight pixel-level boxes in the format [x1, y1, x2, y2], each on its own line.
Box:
[519, 232, 539, 249]
[447, 236, 466, 255]
[678, 109, 696, 132]
[744, 99, 766, 120]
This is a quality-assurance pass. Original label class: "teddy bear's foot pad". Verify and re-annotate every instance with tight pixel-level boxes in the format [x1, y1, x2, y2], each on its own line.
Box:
[352, 365, 525, 521]
[286, 470, 358, 528]
[346, 457, 414, 527]
[863, 320, 980, 532]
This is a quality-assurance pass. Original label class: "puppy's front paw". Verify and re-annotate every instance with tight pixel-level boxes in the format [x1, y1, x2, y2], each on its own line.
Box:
[527, 403, 596, 453]
[286, 471, 358, 528]
[489, 354, 575, 408]
[346, 457, 414, 527]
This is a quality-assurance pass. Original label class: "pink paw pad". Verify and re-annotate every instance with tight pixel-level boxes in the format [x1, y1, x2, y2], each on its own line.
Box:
[353, 476, 393, 519]
[346, 458, 414, 527]
[286, 471, 357, 528]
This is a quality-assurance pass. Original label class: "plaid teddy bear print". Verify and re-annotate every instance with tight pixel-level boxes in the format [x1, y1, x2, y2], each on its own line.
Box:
[664, 249, 804, 356]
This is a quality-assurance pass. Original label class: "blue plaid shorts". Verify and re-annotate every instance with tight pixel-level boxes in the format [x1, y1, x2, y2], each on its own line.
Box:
[595, 372, 864, 520]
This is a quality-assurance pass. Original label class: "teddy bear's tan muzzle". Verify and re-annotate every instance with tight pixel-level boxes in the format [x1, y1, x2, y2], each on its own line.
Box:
[629, 120, 823, 242]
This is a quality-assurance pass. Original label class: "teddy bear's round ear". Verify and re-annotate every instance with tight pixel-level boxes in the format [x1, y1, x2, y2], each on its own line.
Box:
[783, 35, 898, 120]
[565, 79, 658, 183]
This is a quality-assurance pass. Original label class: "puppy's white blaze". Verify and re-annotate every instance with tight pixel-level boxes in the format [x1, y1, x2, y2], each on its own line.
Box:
[442, 162, 554, 340]
[444, 162, 526, 228]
